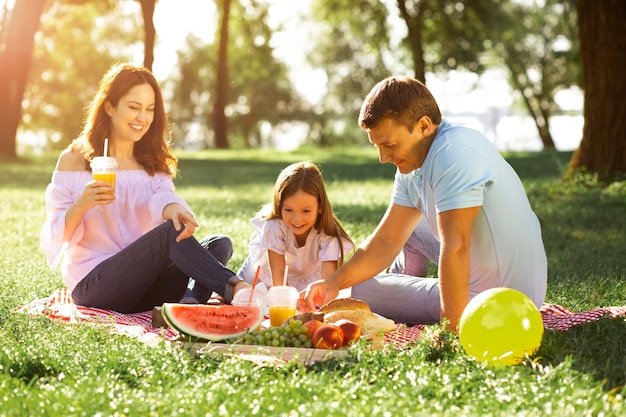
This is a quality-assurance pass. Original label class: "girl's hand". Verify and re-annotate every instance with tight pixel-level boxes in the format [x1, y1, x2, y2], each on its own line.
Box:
[298, 279, 339, 312]
[164, 203, 199, 242]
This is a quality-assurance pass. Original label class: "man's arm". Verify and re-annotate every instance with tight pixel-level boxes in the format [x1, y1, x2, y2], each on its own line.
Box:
[301, 204, 422, 310]
[437, 206, 479, 331]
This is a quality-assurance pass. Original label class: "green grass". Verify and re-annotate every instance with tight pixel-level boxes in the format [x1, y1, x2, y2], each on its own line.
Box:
[1, 148, 624, 416]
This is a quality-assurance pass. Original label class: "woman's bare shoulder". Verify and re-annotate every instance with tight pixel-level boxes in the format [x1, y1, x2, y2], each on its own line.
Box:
[55, 147, 87, 171]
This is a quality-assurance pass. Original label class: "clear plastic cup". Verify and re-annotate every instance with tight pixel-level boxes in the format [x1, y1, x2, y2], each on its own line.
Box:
[91, 156, 118, 196]
[268, 286, 298, 327]
[232, 287, 269, 316]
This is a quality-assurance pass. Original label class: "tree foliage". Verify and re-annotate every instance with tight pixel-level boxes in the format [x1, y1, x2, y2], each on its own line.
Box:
[21, 0, 142, 150]
[307, 0, 392, 146]
[397, 0, 496, 82]
[490, 0, 579, 149]
[307, 0, 512, 146]
[309, 0, 581, 151]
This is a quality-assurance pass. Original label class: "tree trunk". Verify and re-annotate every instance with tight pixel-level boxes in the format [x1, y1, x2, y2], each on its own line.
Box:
[537, 106, 556, 150]
[396, 0, 426, 83]
[139, 0, 156, 71]
[213, 0, 231, 149]
[522, 95, 555, 150]
[569, 0, 626, 179]
[508, 61, 557, 150]
[0, 0, 46, 158]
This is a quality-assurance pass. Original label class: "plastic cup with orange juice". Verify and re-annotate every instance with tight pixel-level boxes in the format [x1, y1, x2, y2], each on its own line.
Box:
[268, 285, 298, 326]
[91, 156, 118, 196]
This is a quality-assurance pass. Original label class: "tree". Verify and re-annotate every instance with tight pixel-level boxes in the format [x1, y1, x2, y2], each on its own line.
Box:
[168, 1, 302, 149]
[168, 34, 216, 148]
[308, 0, 504, 146]
[0, 0, 46, 159]
[0, 0, 148, 156]
[308, 0, 392, 146]
[225, 0, 305, 147]
[492, 0, 579, 149]
[395, 0, 580, 150]
[214, 0, 232, 149]
[397, 0, 494, 83]
[569, 0, 626, 179]
[138, 0, 156, 71]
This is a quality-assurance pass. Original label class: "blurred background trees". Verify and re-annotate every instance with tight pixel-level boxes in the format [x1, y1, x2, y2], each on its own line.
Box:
[168, 0, 303, 149]
[0, 0, 623, 179]
[22, 1, 142, 150]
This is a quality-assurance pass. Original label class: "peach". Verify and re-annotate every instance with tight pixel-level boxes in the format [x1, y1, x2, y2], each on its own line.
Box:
[303, 319, 324, 339]
[334, 319, 362, 346]
[312, 323, 344, 350]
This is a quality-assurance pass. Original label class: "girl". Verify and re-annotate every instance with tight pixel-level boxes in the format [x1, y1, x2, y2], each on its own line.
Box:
[238, 161, 354, 292]
[40, 64, 248, 313]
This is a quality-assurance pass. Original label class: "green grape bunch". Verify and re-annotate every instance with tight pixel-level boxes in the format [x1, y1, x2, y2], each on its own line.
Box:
[233, 319, 313, 348]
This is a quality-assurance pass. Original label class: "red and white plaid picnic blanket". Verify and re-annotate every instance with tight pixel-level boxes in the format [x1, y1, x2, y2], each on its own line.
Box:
[16, 288, 179, 343]
[16, 288, 626, 346]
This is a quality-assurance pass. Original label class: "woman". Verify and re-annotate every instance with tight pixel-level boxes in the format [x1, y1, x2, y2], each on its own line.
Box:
[40, 63, 248, 313]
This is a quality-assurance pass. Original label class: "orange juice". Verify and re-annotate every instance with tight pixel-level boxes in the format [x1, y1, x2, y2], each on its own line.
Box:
[269, 305, 297, 327]
[93, 172, 116, 195]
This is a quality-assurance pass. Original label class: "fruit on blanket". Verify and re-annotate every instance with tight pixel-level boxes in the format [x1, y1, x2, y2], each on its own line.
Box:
[312, 323, 344, 349]
[239, 320, 313, 348]
[459, 287, 544, 366]
[334, 319, 362, 346]
[284, 311, 325, 325]
[161, 303, 263, 341]
[318, 297, 395, 340]
[303, 319, 324, 339]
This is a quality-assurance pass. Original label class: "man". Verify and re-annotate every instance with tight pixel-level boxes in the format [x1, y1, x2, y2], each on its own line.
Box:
[300, 76, 547, 331]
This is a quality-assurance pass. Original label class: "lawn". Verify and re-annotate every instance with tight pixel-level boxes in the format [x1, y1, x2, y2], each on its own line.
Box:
[0, 147, 624, 416]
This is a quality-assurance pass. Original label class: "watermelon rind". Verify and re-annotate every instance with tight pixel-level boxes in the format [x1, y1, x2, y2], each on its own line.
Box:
[161, 303, 263, 342]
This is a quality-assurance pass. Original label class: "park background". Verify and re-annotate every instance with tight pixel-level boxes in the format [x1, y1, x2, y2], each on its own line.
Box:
[3, 0, 623, 181]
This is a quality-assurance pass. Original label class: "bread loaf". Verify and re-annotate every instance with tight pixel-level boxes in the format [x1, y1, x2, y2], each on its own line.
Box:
[319, 298, 371, 313]
[317, 298, 396, 339]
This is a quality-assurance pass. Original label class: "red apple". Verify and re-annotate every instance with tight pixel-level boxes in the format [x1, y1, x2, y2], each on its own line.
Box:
[334, 319, 362, 346]
[312, 323, 344, 350]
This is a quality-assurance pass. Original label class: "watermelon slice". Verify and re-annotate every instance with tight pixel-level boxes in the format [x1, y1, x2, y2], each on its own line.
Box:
[161, 303, 263, 341]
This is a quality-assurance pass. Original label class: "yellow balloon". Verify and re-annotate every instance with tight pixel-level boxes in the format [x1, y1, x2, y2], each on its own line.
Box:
[458, 287, 543, 366]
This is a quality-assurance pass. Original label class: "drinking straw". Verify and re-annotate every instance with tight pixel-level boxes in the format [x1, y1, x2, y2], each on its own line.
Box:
[247, 265, 261, 306]
[282, 265, 289, 286]
[103, 138, 109, 157]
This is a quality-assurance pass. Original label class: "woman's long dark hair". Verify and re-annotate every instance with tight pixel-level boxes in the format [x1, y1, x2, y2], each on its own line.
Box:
[71, 63, 177, 176]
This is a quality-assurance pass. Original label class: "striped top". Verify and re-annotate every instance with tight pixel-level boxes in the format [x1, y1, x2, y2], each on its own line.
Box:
[40, 170, 191, 291]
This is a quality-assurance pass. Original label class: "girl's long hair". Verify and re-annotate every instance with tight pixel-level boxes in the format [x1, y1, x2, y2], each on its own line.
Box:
[70, 63, 177, 176]
[261, 161, 354, 265]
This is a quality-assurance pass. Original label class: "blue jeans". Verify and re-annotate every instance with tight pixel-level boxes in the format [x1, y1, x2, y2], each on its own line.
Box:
[72, 221, 235, 313]
[352, 218, 442, 325]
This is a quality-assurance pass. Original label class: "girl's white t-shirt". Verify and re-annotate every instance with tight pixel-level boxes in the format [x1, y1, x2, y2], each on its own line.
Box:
[238, 216, 354, 292]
